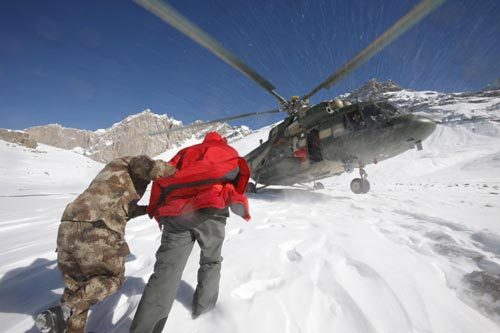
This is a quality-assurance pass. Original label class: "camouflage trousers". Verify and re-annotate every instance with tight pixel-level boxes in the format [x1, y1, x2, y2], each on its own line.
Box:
[57, 221, 130, 333]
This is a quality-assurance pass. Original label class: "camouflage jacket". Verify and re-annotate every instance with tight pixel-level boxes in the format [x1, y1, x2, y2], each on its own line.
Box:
[61, 156, 155, 236]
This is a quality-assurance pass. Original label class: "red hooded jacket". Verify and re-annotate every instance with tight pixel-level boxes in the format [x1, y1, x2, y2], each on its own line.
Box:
[148, 132, 251, 222]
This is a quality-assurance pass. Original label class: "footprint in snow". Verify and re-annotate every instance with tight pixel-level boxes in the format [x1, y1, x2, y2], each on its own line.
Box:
[227, 228, 244, 236]
[350, 203, 365, 211]
[255, 223, 286, 229]
[231, 277, 285, 300]
[279, 240, 304, 262]
[285, 248, 302, 262]
[224, 228, 244, 243]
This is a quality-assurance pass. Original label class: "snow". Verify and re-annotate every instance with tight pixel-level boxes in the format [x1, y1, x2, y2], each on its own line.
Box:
[94, 128, 107, 135]
[70, 146, 85, 154]
[1, 129, 26, 134]
[1, 120, 500, 332]
[102, 139, 114, 147]
[385, 89, 500, 122]
[0, 142, 102, 196]
[170, 118, 183, 126]
[431, 98, 500, 118]
[97, 109, 184, 135]
[386, 90, 444, 101]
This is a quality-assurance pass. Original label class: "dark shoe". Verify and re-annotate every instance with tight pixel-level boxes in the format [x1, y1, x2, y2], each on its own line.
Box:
[35, 306, 67, 333]
[192, 305, 214, 319]
[192, 306, 203, 320]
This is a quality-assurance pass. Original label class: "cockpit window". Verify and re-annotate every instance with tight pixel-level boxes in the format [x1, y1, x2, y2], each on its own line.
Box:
[376, 102, 401, 116]
[363, 104, 388, 124]
[344, 110, 366, 131]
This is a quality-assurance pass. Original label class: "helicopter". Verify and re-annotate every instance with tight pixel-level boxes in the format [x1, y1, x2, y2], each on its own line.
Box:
[138, 0, 443, 194]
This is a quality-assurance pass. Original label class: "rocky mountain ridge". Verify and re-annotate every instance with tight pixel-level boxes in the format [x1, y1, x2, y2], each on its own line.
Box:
[23, 109, 251, 163]
[0, 129, 38, 149]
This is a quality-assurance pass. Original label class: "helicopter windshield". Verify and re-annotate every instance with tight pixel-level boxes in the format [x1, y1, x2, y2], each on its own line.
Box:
[376, 102, 402, 116]
[362, 104, 388, 124]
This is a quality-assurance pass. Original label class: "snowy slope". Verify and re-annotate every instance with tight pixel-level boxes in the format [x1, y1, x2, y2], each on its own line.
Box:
[386, 89, 500, 123]
[2, 143, 103, 196]
[1, 120, 500, 332]
[345, 79, 500, 123]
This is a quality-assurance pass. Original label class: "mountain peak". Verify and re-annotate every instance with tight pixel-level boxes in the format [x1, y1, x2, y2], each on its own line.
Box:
[24, 109, 251, 162]
[346, 79, 403, 102]
[360, 79, 403, 92]
[119, 109, 182, 126]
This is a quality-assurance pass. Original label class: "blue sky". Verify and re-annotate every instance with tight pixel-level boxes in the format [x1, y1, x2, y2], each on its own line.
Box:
[0, 0, 499, 130]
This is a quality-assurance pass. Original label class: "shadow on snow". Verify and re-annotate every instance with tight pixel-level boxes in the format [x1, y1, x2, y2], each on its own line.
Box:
[249, 187, 351, 202]
[0, 256, 197, 332]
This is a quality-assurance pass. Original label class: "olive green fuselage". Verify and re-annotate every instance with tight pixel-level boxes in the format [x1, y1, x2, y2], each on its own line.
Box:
[245, 101, 436, 186]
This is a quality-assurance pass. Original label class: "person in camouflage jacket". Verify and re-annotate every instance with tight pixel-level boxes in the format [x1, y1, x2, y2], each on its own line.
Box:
[35, 155, 176, 333]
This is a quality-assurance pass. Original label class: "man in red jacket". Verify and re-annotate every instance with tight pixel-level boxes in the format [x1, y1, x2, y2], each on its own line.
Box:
[131, 132, 250, 333]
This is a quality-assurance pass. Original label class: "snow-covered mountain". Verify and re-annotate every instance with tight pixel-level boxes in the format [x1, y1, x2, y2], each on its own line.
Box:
[1, 101, 500, 332]
[346, 79, 500, 123]
[23, 109, 251, 163]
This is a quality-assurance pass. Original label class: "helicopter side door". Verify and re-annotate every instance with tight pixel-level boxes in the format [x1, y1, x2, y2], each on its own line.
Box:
[306, 129, 323, 162]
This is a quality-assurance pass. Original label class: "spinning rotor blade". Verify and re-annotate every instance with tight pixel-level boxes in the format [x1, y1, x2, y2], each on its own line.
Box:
[149, 109, 280, 136]
[134, 0, 287, 104]
[302, 0, 445, 101]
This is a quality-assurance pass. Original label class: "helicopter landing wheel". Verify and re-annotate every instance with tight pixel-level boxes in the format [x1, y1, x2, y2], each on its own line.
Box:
[350, 178, 370, 194]
[246, 182, 257, 193]
[350, 178, 363, 194]
[313, 182, 325, 190]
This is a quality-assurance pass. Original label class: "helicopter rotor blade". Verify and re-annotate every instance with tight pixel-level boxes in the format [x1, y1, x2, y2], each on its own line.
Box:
[149, 108, 281, 136]
[134, 0, 288, 105]
[302, 0, 445, 101]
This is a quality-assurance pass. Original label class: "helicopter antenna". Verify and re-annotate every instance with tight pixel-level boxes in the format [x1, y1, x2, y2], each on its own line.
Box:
[134, 0, 288, 105]
[301, 0, 445, 102]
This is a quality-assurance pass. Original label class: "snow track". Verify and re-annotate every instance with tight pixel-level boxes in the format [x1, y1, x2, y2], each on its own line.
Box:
[1, 121, 500, 332]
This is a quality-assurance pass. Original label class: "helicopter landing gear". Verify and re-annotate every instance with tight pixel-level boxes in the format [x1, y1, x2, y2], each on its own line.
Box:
[313, 181, 325, 190]
[350, 167, 370, 194]
[246, 182, 258, 193]
[350, 179, 370, 194]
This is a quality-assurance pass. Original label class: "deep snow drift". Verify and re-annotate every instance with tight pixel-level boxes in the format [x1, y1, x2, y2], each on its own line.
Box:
[1, 121, 499, 332]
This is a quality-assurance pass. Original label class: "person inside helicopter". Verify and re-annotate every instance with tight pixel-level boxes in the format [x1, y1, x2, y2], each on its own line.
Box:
[345, 110, 366, 131]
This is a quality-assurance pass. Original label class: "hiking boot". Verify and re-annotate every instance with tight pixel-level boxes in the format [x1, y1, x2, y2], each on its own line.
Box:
[35, 305, 67, 333]
[192, 304, 214, 320]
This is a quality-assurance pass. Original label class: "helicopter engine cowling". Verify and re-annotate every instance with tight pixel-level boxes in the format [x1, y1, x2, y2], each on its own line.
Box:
[333, 98, 344, 108]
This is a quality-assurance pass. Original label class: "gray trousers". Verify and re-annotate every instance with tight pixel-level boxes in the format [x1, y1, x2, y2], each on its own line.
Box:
[130, 213, 226, 333]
